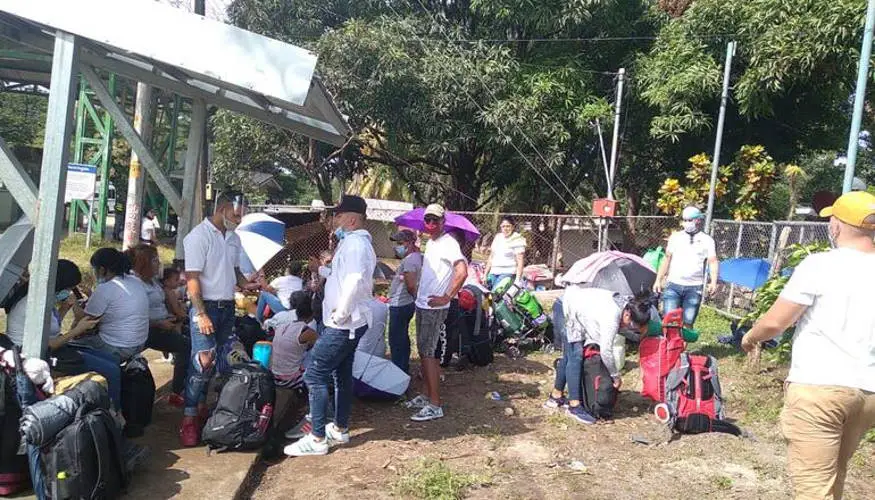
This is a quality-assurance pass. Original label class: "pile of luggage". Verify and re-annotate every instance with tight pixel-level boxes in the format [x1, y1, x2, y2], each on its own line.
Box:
[640, 309, 741, 436]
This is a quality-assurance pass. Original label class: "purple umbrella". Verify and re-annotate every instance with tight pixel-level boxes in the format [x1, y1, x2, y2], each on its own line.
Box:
[394, 207, 481, 241]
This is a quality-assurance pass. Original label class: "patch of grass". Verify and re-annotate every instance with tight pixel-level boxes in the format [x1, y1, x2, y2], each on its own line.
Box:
[58, 235, 175, 289]
[544, 411, 569, 430]
[393, 459, 487, 500]
[865, 428, 875, 444]
[711, 475, 733, 490]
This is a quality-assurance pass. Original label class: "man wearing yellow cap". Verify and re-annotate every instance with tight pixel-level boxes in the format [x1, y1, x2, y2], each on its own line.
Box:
[742, 191, 875, 499]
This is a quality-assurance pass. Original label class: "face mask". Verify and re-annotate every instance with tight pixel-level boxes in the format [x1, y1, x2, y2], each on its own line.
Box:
[56, 289, 72, 302]
[828, 223, 839, 249]
[682, 220, 698, 234]
[318, 265, 332, 279]
[92, 267, 107, 284]
[223, 212, 239, 231]
[423, 221, 439, 234]
[334, 227, 347, 241]
[394, 245, 408, 258]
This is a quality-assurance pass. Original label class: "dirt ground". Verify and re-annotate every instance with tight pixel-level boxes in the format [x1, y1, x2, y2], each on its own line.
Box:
[246, 313, 875, 500]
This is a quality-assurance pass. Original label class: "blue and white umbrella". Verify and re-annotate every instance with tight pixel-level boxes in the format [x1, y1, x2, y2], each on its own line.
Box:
[235, 213, 285, 273]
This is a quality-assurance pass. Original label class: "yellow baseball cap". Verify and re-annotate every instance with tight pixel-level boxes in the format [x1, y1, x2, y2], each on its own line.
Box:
[819, 191, 875, 229]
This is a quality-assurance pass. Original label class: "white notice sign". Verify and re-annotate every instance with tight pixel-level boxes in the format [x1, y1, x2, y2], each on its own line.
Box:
[64, 163, 97, 203]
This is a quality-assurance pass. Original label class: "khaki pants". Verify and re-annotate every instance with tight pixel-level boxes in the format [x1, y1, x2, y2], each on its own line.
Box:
[781, 383, 875, 499]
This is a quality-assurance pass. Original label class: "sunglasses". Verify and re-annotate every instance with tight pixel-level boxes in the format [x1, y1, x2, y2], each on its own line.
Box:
[424, 215, 441, 223]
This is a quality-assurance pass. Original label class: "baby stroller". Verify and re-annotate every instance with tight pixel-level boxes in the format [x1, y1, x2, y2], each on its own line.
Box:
[435, 284, 495, 369]
[490, 277, 553, 358]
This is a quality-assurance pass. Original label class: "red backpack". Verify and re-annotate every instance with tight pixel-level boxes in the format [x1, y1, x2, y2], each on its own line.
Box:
[659, 353, 741, 436]
[639, 308, 686, 403]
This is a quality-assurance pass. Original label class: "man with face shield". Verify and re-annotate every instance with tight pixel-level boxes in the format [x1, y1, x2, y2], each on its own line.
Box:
[285, 195, 376, 457]
[179, 191, 250, 447]
[653, 206, 719, 328]
[741, 191, 875, 500]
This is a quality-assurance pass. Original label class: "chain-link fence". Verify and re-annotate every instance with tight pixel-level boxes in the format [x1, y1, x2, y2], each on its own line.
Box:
[248, 204, 679, 284]
[708, 219, 829, 318]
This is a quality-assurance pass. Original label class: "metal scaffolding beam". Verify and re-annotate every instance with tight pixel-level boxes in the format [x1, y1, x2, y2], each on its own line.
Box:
[21, 30, 79, 357]
[175, 98, 206, 260]
[0, 135, 38, 220]
[81, 65, 182, 214]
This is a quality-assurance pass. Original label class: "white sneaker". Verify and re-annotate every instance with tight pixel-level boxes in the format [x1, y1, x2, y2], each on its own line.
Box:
[283, 434, 328, 457]
[326, 422, 350, 445]
[404, 394, 430, 409]
[411, 404, 444, 422]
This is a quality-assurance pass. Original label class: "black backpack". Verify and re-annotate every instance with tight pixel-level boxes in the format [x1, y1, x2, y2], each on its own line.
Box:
[42, 407, 128, 499]
[202, 363, 275, 452]
[460, 286, 493, 367]
[581, 345, 618, 420]
[120, 357, 155, 438]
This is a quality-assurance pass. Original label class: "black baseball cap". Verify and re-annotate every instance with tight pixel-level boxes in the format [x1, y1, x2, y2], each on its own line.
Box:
[329, 195, 367, 215]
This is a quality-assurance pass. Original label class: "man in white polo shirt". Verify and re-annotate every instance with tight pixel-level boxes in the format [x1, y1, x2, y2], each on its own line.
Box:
[742, 191, 875, 499]
[406, 204, 468, 422]
[653, 206, 719, 327]
[178, 191, 249, 447]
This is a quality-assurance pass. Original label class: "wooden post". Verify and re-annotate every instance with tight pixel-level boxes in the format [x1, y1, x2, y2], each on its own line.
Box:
[551, 216, 564, 272]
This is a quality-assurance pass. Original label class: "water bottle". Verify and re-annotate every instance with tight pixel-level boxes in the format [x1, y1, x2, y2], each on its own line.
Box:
[256, 403, 273, 434]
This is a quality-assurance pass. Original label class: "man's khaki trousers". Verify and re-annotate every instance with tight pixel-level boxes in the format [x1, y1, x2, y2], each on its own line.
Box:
[781, 383, 875, 499]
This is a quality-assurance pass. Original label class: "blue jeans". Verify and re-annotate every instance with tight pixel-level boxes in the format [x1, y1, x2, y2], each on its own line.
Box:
[552, 298, 566, 349]
[75, 348, 124, 407]
[662, 282, 703, 327]
[553, 340, 584, 402]
[303, 324, 367, 439]
[256, 291, 287, 323]
[388, 302, 416, 374]
[15, 363, 46, 500]
[183, 301, 236, 417]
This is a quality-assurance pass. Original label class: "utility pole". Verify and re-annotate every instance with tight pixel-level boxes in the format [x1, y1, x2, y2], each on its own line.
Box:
[843, 0, 875, 194]
[607, 68, 625, 201]
[122, 82, 153, 250]
[704, 41, 737, 233]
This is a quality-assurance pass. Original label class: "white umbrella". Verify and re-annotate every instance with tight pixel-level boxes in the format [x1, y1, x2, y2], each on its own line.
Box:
[235, 213, 285, 272]
[353, 352, 410, 399]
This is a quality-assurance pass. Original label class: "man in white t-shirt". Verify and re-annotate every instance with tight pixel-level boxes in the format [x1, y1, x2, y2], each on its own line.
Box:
[263, 262, 305, 309]
[387, 230, 423, 374]
[742, 191, 875, 499]
[141, 208, 160, 245]
[407, 204, 468, 422]
[179, 191, 249, 447]
[653, 206, 718, 327]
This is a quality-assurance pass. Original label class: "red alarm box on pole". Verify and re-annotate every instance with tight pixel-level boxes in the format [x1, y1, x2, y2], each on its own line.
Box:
[593, 198, 618, 218]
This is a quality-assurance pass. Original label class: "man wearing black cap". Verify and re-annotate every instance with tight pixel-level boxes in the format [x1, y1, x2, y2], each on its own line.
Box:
[285, 195, 377, 457]
[387, 229, 422, 374]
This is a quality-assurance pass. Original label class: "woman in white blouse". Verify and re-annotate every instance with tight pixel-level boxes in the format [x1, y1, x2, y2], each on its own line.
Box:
[484, 216, 526, 287]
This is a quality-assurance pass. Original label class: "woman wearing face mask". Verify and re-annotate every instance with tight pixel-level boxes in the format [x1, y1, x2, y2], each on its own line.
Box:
[71, 248, 150, 361]
[0, 259, 98, 350]
[484, 216, 526, 288]
[386, 230, 422, 374]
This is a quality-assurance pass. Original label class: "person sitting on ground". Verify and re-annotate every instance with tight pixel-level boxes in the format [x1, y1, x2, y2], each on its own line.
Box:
[129, 244, 191, 407]
[741, 191, 875, 499]
[141, 208, 160, 246]
[544, 287, 650, 424]
[271, 290, 319, 390]
[484, 216, 526, 288]
[0, 259, 98, 350]
[69, 248, 149, 360]
[387, 230, 422, 373]
[357, 297, 389, 358]
[162, 267, 188, 322]
[262, 262, 305, 310]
